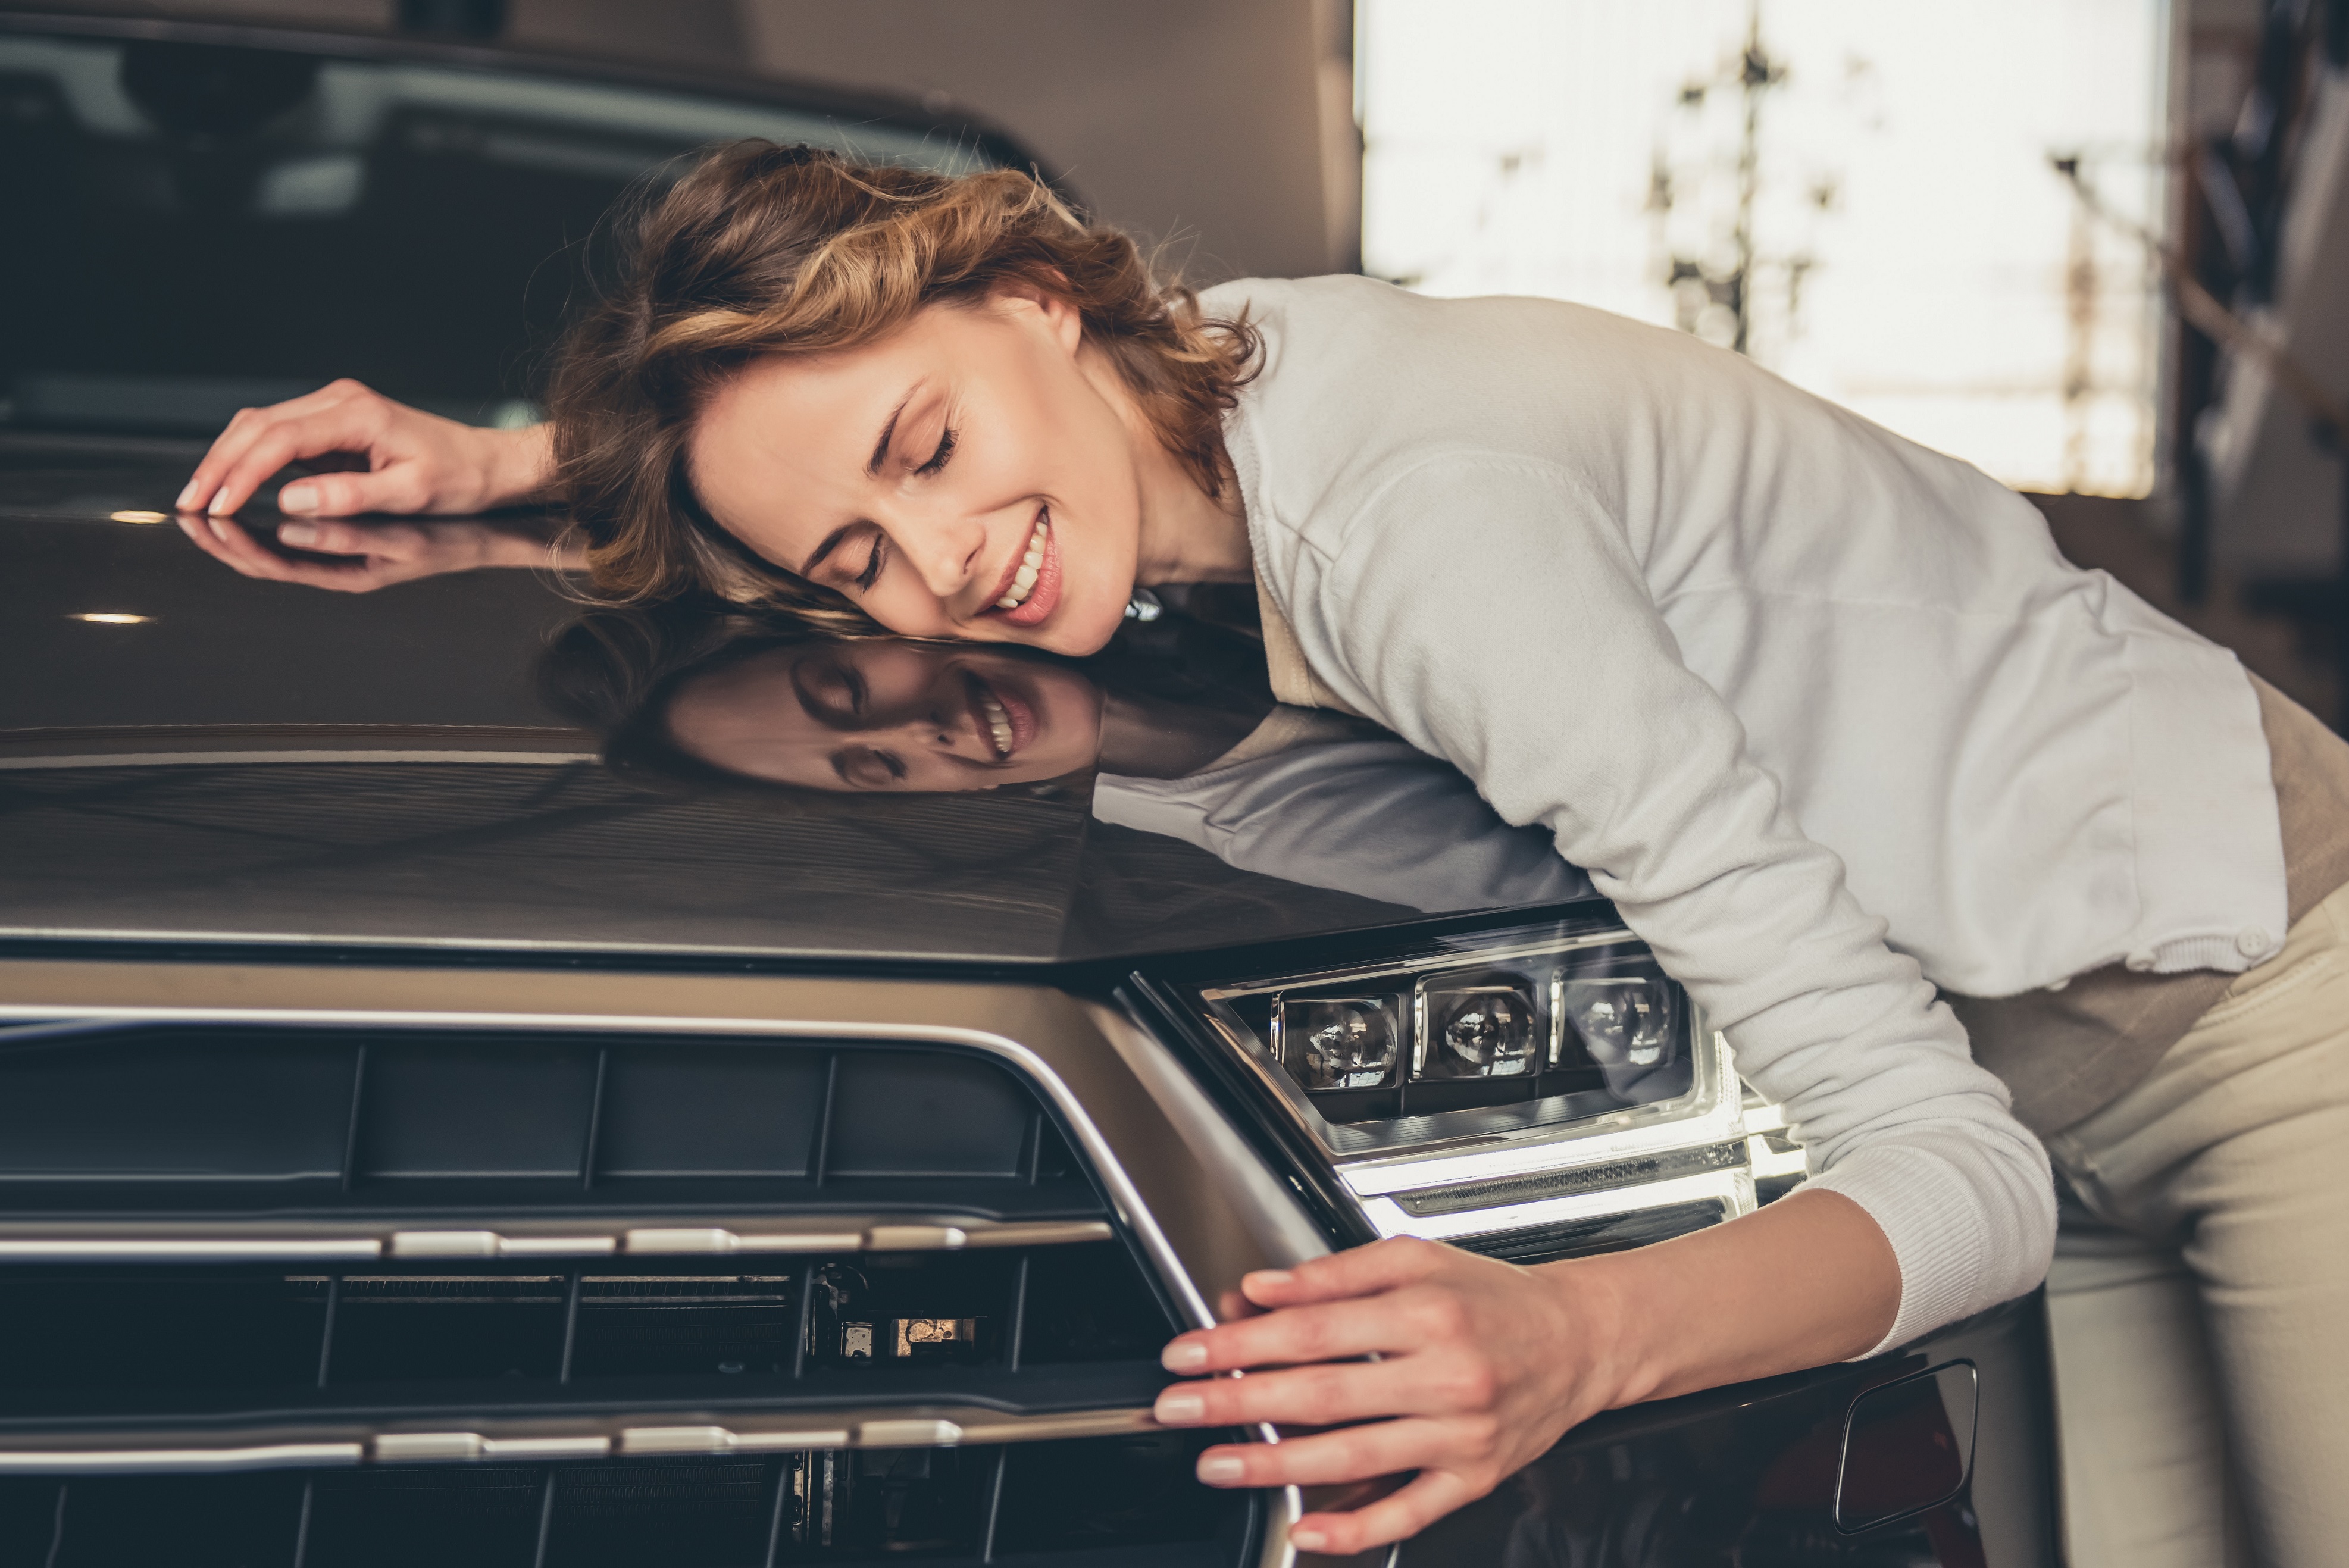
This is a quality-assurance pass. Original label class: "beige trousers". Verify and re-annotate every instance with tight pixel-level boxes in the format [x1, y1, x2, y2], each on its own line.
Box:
[2044, 877, 2349, 1568]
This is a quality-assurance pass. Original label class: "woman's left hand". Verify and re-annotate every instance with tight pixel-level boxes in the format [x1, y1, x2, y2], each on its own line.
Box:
[1150, 1236, 1624, 1556]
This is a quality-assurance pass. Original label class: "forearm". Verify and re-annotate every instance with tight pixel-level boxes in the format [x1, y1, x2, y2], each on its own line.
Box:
[1565, 1187, 1900, 1409]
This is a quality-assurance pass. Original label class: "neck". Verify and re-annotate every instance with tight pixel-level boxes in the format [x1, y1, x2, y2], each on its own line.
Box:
[1134, 446, 1253, 587]
[1083, 345, 1255, 587]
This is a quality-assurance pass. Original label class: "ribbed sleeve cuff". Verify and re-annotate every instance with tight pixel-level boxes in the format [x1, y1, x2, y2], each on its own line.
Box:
[1807, 1141, 1997, 1358]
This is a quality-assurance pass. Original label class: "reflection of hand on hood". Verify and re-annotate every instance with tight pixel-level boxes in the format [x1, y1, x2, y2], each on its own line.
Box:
[1095, 707, 1594, 915]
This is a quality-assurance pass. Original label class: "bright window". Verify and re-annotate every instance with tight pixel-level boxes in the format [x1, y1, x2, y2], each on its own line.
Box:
[1361, 0, 2171, 497]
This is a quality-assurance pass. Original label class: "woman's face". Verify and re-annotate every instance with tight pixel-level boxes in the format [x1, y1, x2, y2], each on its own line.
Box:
[664, 640, 1102, 792]
[689, 292, 1143, 659]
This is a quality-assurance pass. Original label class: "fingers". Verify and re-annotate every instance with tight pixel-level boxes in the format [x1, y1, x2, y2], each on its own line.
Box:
[1292, 1468, 1484, 1556]
[179, 383, 340, 514]
[1186, 1420, 1494, 1552]
[1167, 1291, 1446, 1376]
[180, 380, 390, 518]
[276, 465, 430, 521]
[204, 411, 410, 521]
[1155, 1357, 1422, 1431]
[1194, 1417, 1452, 1491]
[1165, 1245, 1469, 1375]
[1243, 1236, 1455, 1309]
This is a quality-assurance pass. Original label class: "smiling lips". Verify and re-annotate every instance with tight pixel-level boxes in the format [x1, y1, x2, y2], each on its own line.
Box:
[985, 510, 1060, 627]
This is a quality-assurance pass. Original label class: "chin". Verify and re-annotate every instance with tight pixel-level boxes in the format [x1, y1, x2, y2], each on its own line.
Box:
[1061, 573, 1137, 655]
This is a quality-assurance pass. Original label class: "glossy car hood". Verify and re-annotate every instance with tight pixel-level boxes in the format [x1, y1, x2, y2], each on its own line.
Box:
[0, 437, 1592, 964]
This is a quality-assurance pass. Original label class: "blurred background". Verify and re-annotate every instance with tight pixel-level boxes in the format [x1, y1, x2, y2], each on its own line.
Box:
[7, 0, 2347, 723]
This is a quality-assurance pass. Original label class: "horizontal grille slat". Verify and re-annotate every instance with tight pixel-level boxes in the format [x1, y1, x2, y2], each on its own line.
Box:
[0, 1435, 1250, 1564]
[0, 1242, 1176, 1421]
[0, 1026, 1095, 1223]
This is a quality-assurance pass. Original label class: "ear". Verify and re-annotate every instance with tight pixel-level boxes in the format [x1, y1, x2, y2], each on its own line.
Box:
[989, 279, 1084, 358]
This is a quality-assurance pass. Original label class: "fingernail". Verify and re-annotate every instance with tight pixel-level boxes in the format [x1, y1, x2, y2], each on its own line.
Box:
[1196, 1455, 1245, 1485]
[1161, 1341, 1208, 1372]
[1153, 1392, 1205, 1425]
[279, 483, 317, 514]
[176, 480, 199, 509]
[278, 522, 319, 547]
[1246, 1269, 1293, 1291]
[1290, 1529, 1328, 1551]
[208, 495, 231, 515]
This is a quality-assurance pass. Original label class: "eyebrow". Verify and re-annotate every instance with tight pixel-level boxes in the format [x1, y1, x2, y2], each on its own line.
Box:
[800, 390, 916, 577]
[867, 393, 911, 478]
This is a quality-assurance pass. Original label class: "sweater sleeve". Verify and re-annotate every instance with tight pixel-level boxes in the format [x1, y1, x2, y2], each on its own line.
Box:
[1283, 453, 2054, 1353]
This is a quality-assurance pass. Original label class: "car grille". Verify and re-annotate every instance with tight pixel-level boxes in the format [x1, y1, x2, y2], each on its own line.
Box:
[0, 1434, 1242, 1566]
[0, 1021, 1255, 1565]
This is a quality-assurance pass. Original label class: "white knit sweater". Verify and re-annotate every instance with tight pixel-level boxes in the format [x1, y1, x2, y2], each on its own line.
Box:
[1205, 274, 2288, 1351]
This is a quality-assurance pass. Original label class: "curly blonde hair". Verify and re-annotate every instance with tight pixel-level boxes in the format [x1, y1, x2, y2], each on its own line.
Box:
[545, 142, 1258, 628]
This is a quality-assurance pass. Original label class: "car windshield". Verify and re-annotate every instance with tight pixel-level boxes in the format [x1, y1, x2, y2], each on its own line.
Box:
[0, 28, 996, 435]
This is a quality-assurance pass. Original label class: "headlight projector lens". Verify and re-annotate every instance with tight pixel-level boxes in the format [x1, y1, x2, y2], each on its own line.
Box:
[1416, 976, 1540, 1079]
[1560, 979, 1670, 1066]
[1276, 997, 1401, 1089]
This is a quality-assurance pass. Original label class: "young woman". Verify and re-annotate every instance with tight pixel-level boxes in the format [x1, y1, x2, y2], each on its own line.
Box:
[182, 143, 2349, 1564]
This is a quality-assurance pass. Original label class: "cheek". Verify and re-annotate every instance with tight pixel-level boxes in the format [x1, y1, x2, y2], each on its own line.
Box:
[864, 581, 958, 639]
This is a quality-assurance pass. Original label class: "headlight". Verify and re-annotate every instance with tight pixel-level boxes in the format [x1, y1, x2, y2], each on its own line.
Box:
[1205, 931, 1694, 1129]
[1180, 922, 1786, 1263]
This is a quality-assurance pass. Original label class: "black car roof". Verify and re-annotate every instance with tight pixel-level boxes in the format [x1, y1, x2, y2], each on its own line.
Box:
[0, 9, 1050, 184]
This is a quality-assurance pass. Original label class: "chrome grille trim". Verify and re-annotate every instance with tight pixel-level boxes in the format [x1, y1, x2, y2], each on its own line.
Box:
[0, 1442, 364, 1474]
[0, 1217, 1116, 1263]
[0, 1406, 1163, 1474]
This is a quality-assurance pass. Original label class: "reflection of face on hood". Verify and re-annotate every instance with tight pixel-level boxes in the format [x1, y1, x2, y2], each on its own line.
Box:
[665, 641, 1103, 793]
[537, 605, 1104, 797]
[539, 603, 1286, 801]
[539, 601, 1593, 926]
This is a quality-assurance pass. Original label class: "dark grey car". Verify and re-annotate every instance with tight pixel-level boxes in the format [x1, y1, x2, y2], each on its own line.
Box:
[0, 14, 2059, 1566]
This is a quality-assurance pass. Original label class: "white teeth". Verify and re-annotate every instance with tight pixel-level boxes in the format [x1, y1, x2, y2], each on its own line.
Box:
[980, 692, 1014, 758]
[996, 517, 1052, 611]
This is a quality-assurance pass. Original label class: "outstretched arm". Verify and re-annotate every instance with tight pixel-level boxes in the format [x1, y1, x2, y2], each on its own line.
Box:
[179, 380, 556, 519]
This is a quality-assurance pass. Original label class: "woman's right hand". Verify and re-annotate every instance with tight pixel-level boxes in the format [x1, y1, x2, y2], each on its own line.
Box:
[177, 378, 553, 520]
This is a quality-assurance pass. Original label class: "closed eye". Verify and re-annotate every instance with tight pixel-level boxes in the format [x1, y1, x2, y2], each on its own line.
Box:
[914, 424, 956, 478]
[855, 529, 887, 592]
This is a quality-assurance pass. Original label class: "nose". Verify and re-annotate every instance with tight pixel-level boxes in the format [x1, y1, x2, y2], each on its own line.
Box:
[884, 711, 968, 756]
[882, 499, 989, 604]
